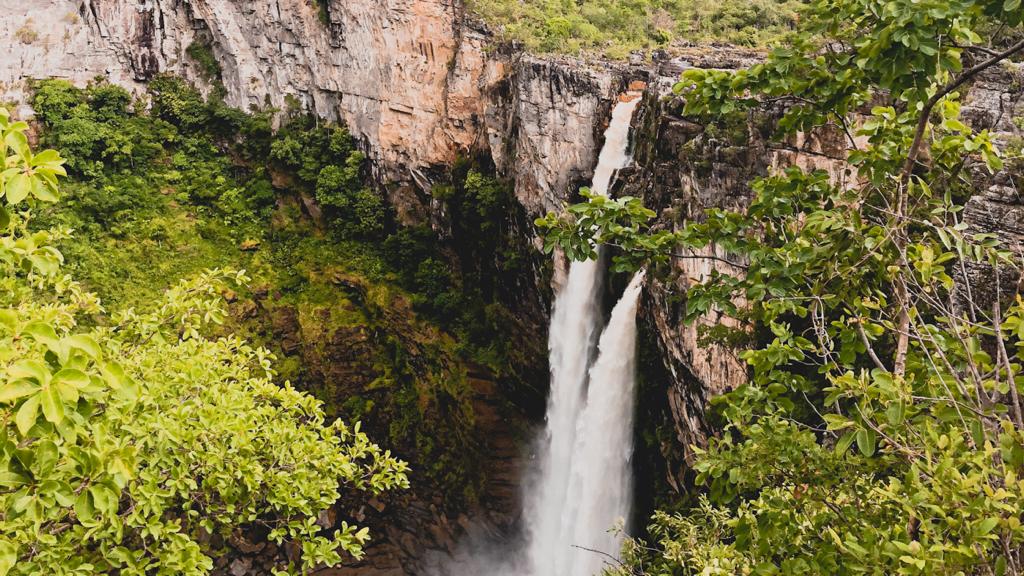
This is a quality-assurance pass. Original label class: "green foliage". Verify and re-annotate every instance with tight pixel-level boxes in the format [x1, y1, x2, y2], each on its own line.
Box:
[314, 0, 330, 24]
[28, 76, 524, 510]
[32, 80, 172, 178]
[379, 164, 538, 379]
[0, 109, 408, 575]
[542, 0, 1024, 573]
[468, 0, 804, 56]
[149, 75, 211, 131]
[186, 38, 222, 84]
[270, 118, 385, 238]
[314, 154, 386, 237]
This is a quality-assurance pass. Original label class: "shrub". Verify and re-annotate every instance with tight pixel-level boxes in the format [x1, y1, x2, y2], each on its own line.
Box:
[33, 80, 174, 177]
[149, 75, 210, 130]
[14, 23, 37, 45]
[186, 38, 222, 83]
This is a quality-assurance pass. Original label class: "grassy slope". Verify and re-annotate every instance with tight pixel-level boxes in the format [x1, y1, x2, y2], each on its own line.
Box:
[468, 0, 805, 58]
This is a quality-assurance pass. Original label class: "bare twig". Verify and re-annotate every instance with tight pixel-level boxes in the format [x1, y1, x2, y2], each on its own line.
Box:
[993, 295, 1023, 429]
[854, 317, 888, 372]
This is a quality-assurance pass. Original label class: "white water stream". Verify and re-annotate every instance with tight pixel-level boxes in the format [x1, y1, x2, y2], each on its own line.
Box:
[522, 95, 644, 576]
[438, 95, 644, 576]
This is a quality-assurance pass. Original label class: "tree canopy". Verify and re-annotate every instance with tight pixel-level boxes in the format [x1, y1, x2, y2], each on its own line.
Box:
[538, 0, 1024, 572]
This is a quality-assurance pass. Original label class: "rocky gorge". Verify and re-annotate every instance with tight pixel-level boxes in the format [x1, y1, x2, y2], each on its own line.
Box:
[2, 1, 1024, 574]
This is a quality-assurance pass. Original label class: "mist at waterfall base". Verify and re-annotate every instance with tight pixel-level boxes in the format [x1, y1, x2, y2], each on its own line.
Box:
[436, 96, 644, 576]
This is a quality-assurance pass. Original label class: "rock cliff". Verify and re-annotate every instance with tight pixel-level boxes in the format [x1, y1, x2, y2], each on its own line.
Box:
[0, 0, 629, 218]
[0, 1, 629, 572]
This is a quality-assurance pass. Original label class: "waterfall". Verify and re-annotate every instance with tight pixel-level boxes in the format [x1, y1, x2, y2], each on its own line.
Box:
[523, 94, 643, 576]
[562, 269, 645, 576]
[436, 94, 644, 576]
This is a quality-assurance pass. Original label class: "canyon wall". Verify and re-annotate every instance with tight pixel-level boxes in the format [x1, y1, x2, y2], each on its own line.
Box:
[0, 1, 630, 573]
[0, 0, 628, 217]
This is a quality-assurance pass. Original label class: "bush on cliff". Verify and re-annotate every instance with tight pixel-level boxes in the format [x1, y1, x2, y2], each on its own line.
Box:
[539, 0, 1024, 572]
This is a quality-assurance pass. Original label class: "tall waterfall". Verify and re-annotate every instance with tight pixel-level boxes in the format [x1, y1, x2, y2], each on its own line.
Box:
[523, 94, 643, 576]
[562, 269, 645, 576]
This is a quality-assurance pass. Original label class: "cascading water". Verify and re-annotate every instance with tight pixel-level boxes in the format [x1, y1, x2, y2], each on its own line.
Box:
[561, 269, 645, 576]
[523, 94, 643, 576]
[437, 94, 644, 576]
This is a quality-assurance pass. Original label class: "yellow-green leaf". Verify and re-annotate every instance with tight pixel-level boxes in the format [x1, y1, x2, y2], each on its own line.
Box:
[6, 359, 49, 384]
[30, 176, 57, 203]
[65, 334, 102, 360]
[40, 386, 64, 424]
[0, 380, 38, 403]
[856, 427, 876, 457]
[0, 540, 17, 576]
[53, 368, 90, 389]
[5, 173, 30, 204]
[15, 394, 40, 435]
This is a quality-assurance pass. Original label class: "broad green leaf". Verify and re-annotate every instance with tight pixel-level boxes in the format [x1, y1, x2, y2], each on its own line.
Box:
[102, 361, 139, 401]
[0, 540, 16, 576]
[89, 484, 117, 516]
[0, 471, 27, 488]
[53, 368, 90, 390]
[0, 309, 15, 332]
[74, 492, 95, 523]
[974, 517, 1000, 538]
[23, 321, 58, 347]
[884, 401, 905, 426]
[835, 431, 856, 455]
[66, 334, 102, 360]
[26, 252, 60, 276]
[856, 427, 876, 457]
[6, 359, 49, 384]
[40, 385, 65, 424]
[30, 176, 57, 203]
[0, 380, 38, 403]
[5, 173, 30, 204]
[15, 394, 40, 435]
[823, 413, 854, 430]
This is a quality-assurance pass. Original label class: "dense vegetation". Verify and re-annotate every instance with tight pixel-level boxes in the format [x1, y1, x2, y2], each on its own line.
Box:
[31, 77, 535, 382]
[0, 107, 409, 574]
[468, 0, 804, 57]
[540, 0, 1024, 573]
[1, 73, 543, 576]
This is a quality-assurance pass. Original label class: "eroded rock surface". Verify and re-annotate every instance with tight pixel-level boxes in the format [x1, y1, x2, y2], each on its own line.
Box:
[0, 0, 629, 219]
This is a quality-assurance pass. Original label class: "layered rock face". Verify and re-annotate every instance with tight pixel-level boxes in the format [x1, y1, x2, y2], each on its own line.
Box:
[0, 0, 626, 217]
[0, 1, 628, 573]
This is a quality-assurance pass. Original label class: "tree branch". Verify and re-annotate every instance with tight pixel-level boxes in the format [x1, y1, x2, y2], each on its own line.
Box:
[900, 37, 1024, 185]
[854, 318, 888, 372]
[602, 241, 749, 270]
[893, 37, 1024, 377]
